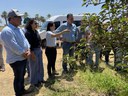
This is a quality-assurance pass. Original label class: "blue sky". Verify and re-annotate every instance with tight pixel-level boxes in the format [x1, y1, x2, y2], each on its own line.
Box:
[0, 0, 102, 25]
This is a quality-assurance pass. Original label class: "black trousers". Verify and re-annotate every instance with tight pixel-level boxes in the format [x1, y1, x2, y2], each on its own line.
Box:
[45, 47, 57, 76]
[10, 59, 27, 96]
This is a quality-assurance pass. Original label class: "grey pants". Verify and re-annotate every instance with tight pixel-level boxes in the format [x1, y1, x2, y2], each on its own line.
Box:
[29, 48, 44, 85]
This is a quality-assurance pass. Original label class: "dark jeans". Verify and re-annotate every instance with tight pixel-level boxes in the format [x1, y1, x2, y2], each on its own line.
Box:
[100, 50, 111, 63]
[62, 42, 75, 71]
[45, 47, 57, 76]
[105, 50, 111, 63]
[10, 59, 27, 96]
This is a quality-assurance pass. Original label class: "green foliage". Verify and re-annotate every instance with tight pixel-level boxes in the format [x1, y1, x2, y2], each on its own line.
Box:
[23, 12, 29, 19]
[23, 17, 30, 24]
[78, 68, 128, 96]
[81, 0, 128, 71]
[39, 65, 128, 96]
[1, 11, 8, 25]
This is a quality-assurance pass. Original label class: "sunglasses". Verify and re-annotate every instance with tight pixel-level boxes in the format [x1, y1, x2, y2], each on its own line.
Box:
[34, 22, 38, 25]
[14, 16, 21, 19]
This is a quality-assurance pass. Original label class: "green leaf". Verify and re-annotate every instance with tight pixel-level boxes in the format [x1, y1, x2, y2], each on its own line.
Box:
[82, 2, 87, 6]
[105, 0, 110, 4]
[102, 4, 109, 10]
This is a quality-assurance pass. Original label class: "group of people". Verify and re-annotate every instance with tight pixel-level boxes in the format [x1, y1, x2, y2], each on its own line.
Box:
[0, 9, 80, 96]
[0, 8, 111, 96]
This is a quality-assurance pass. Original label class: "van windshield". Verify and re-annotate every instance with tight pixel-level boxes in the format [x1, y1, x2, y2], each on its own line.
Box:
[40, 21, 60, 31]
[63, 21, 81, 27]
[40, 21, 50, 31]
[40, 20, 80, 31]
[74, 21, 81, 26]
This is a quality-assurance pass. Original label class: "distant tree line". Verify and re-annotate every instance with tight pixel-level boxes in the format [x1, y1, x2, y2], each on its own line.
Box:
[0, 11, 52, 26]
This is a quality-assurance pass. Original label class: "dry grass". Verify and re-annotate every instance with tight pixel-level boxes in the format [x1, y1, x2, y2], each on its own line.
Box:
[0, 48, 64, 96]
[0, 47, 116, 96]
[0, 26, 65, 96]
[1, 48, 128, 96]
[0, 28, 127, 96]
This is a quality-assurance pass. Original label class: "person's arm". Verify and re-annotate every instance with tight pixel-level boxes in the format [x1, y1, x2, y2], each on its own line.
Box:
[25, 32, 34, 51]
[51, 29, 69, 38]
[55, 24, 65, 33]
[1, 30, 26, 55]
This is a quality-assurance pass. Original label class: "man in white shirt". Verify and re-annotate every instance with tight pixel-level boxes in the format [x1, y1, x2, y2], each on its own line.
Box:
[1, 9, 31, 96]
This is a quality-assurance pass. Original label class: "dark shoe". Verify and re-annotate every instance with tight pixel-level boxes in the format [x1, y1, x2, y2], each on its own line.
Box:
[34, 83, 41, 88]
[40, 80, 47, 83]
[0, 66, 5, 72]
[27, 84, 38, 92]
[21, 89, 33, 95]
[48, 74, 55, 79]
[53, 71, 59, 75]
[115, 67, 122, 71]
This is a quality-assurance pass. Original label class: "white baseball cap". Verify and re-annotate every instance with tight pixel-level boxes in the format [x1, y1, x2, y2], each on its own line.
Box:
[8, 9, 24, 18]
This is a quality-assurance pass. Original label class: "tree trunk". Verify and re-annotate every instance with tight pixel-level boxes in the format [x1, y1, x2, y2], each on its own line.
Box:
[4, 18, 7, 25]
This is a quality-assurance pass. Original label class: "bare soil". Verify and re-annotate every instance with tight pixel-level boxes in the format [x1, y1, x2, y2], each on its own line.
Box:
[0, 48, 63, 96]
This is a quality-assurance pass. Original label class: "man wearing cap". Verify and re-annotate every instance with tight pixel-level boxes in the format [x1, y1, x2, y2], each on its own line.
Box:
[1, 9, 31, 96]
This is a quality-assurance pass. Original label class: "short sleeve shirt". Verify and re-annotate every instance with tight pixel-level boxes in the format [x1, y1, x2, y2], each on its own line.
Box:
[46, 31, 56, 47]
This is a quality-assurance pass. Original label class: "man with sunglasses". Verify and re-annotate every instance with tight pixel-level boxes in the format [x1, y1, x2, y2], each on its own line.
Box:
[1, 9, 31, 96]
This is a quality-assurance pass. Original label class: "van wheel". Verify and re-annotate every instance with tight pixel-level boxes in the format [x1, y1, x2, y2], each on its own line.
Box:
[41, 39, 46, 48]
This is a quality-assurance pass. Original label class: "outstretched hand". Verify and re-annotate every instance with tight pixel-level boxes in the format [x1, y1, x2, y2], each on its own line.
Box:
[63, 29, 70, 33]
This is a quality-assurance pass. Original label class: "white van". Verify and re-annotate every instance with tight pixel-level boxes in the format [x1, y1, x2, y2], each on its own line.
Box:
[39, 15, 83, 47]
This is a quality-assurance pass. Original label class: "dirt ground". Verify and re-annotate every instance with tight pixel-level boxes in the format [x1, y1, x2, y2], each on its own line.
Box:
[0, 48, 63, 96]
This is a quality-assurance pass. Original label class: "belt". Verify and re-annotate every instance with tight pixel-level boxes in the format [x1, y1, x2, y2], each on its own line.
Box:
[63, 41, 76, 44]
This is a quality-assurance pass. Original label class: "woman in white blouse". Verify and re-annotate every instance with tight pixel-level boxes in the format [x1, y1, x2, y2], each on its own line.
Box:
[45, 21, 69, 78]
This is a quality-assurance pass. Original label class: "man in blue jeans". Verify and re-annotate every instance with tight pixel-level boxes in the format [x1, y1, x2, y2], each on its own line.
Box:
[1, 9, 31, 96]
[56, 13, 78, 73]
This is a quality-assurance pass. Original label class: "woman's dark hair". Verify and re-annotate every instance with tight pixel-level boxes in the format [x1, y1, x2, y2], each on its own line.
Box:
[25, 18, 35, 31]
[47, 21, 54, 31]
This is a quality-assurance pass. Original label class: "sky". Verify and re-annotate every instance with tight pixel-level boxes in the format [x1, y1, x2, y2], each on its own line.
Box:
[0, 0, 102, 25]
